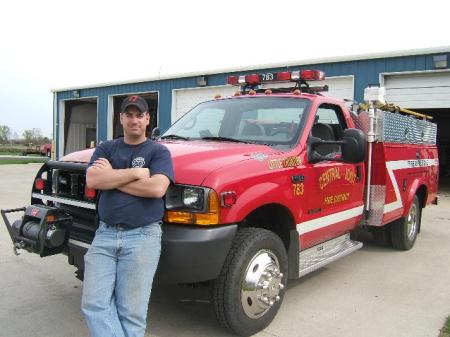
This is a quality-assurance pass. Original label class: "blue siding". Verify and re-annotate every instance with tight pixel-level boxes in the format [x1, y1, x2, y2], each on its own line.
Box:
[55, 52, 444, 158]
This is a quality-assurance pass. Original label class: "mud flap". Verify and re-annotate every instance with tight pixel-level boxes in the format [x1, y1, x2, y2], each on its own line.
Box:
[1, 205, 72, 257]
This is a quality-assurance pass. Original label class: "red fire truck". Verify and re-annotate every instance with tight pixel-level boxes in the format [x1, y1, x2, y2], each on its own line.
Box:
[1, 70, 439, 336]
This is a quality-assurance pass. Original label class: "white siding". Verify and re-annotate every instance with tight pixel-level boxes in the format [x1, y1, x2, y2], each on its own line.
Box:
[384, 71, 450, 109]
[172, 85, 236, 123]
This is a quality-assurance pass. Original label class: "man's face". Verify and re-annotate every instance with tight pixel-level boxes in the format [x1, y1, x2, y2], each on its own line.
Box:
[120, 106, 150, 139]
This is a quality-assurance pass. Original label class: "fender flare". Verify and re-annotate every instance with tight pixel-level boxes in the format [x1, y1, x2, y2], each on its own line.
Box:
[403, 178, 427, 217]
[225, 182, 295, 224]
[223, 182, 300, 280]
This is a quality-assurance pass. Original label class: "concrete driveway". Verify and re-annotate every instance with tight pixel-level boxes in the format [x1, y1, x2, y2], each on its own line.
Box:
[0, 163, 449, 337]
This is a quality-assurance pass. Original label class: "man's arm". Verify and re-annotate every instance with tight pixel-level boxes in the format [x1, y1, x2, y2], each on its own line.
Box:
[86, 158, 149, 190]
[117, 174, 171, 198]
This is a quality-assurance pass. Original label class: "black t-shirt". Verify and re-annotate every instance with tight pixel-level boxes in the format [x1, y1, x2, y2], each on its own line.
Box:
[88, 138, 174, 228]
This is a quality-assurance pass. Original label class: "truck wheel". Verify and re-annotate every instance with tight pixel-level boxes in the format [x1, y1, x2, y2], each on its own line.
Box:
[372, 224, 391, 247]
[390, 196, 421, 250]
[210, 228, 287, 336]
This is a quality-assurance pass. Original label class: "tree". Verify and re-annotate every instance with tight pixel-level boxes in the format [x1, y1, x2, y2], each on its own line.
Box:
[0, 125, 11, 144]
[22, 128, 44, 144]
[33, 128, 43, 141]
[22, 129, 34, 143]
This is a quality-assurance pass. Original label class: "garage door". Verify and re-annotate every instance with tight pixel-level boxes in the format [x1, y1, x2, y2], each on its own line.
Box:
[261, 75, 354, 101]
[383, 71, 450, 109]
[172, 85, 236, 123]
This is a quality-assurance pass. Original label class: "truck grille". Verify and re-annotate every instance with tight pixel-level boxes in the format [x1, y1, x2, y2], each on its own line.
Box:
[53, 171, 87, 201]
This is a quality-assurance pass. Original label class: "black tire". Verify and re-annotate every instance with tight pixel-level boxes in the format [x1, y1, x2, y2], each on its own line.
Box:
[372, 224, 392, 247]
[390, 196, 421, 250]
[210, 228, 288, 336]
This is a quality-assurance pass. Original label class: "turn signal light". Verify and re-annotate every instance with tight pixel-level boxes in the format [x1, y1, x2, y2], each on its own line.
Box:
[35, 178, 45, 191]
[164, 211, 193, 224]
[85, 187, 97, 200]
[46, 215, 56, 222]
[164, 190, 220, 225]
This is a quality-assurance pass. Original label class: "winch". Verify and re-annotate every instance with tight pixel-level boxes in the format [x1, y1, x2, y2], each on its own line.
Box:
[1, 205, 72, 257]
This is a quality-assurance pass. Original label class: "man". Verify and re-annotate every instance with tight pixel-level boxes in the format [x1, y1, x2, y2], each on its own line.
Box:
[81, 95, 173, 337]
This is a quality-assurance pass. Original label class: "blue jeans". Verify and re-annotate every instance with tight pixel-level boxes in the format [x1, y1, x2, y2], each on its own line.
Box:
[81, 221, 162, 337]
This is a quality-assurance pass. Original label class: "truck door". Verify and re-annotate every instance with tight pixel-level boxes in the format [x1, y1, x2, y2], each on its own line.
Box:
[300, 103, 365, 248]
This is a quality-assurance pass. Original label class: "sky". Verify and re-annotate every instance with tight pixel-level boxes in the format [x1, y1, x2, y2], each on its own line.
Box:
[0, 0, 449, 138]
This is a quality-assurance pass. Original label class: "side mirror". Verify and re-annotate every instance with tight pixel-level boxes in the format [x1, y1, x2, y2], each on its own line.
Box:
[308, 128, 366, 164]
[151, 127, 161, 140]
[341, 128, 366, 163]
[307, 137, 330, 163]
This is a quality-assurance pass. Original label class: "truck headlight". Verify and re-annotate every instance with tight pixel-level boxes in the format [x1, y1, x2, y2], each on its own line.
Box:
[182, 188, 204, 210]
[166, 185, 207, 211]
[164, 185, 220, 225]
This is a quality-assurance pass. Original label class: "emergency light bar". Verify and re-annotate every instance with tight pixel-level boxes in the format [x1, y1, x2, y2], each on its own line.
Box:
[227, 70, 325, 86]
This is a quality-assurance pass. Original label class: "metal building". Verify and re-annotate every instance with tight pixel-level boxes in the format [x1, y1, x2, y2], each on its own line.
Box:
[52, 46, 450, 176]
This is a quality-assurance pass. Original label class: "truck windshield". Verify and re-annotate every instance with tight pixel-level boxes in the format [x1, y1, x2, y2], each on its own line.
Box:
[162, 97, 310, 148]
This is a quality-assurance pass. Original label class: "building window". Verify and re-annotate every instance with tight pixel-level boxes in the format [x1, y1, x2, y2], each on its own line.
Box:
[433, 55, 448, 69]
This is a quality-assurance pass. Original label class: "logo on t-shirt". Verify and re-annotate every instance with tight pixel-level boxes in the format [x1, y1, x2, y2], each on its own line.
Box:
[132, 157, 146, 168]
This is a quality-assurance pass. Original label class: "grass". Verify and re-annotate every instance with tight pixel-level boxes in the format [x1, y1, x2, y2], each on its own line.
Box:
[440, 316, 450, 337]
[0, 145, 26, 153]
[0, 152, 22, 156]
[0, 158, 47, 165]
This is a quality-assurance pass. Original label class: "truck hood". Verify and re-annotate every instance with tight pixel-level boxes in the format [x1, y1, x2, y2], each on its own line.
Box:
[59, 140, 277, 185]
[161, 140, 276, 185]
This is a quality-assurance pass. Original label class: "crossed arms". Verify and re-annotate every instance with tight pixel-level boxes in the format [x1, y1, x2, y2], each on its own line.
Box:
[86, 158, 170, 198]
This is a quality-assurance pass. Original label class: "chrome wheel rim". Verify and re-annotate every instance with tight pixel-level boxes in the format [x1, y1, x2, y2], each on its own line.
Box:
[241, 249, 284, 319]
[407, 202, 418, 240]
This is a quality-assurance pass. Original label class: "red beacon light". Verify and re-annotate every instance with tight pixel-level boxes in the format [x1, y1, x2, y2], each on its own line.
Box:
[227, 74, 261, 86]
[300, 70, 325, 81]
[227, 76, 238, 85]
[227, 75, 250, 85]
[276, 71, 291, 81]
[227, 69, 326, 86]
[245, 74, 260, 84]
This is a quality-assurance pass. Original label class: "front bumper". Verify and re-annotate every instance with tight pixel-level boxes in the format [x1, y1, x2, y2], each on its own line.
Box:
[68, 223, 238, 284]
[155, 224, 238, 283]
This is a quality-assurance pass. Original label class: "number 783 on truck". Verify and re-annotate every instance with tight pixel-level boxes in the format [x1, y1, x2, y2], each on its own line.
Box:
[1, 69, 439, 336]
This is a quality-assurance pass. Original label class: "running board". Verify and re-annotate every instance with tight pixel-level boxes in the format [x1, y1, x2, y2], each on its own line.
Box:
[299, 233, 362, 278]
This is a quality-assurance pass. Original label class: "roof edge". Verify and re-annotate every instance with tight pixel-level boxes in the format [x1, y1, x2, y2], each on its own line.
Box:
[51, 45, 450, 93]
